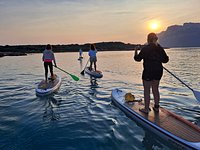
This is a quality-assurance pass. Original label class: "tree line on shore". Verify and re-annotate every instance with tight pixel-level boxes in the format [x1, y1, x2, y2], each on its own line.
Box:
[0, 42, 139, 57]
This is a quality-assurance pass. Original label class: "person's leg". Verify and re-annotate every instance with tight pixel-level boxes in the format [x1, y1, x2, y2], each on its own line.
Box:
[152, 80, 160, 111]
[94, 61, 96, 71]
[49, 62, 54, 78]
[144, 80, 151, 110]
[89, 61, 93, 70]
[44, 62, 48, 82]
[140, 80, 151, 113]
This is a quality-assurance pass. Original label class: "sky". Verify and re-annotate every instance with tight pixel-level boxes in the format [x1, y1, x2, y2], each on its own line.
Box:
[0, 0, 199, 45]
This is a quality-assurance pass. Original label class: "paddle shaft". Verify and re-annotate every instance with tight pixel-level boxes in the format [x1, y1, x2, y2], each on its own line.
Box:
[84, 59, 90, 70]
[54, 66, 79, 81]
[81, 58, 90, 74]
[56, 66, 71, 75]
[163, 67, 193, 91]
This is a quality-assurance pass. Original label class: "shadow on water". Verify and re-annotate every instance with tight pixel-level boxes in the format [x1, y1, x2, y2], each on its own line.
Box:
[120, 113, 176, 150]
[142, 130, 164, 150]
[140, 125, 189, 150]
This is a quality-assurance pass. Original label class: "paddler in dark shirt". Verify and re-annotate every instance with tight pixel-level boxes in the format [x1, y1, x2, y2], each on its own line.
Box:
[134, 33, 169, 114]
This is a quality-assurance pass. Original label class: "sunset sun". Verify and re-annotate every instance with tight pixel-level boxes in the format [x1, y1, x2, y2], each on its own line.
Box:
[149, 21, 160, 31]
[151, 22, 158, 30]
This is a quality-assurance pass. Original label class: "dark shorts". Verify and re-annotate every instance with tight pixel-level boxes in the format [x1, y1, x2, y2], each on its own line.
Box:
[142, 69, 163, 81]
[90, 56, 97, 62]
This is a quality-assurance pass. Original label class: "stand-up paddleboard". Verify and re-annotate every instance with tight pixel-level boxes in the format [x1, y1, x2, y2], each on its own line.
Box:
[85, 67, 103, 78]
[36, 74, 62, 96]
[111, 88, 200, 150]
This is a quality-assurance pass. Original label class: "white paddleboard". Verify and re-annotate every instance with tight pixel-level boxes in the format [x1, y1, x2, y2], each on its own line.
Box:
[111, 88, 200, 150]
[36, 74, 62, 96]
[85, 67, 103, 78]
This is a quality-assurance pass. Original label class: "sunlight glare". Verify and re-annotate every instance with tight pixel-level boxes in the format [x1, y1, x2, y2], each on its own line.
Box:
[151, 23, 158, 30]
[148, 21, 160, 31]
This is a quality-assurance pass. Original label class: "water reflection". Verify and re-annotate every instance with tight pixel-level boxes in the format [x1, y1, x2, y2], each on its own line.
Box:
[90, 76, 98, 86]
[89, 77, 99, 96]
[79, 58, 83, 69]
[42, 96, 61, 121]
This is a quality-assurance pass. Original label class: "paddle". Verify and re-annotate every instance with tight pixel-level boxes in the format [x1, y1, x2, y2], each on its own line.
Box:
[54, 65, 79, 81]
[80, 58, 89, 75]
[163, 66, 200, 102]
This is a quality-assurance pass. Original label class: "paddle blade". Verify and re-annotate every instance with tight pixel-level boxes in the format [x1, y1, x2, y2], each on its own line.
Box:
[193, 90, 200, 102]
[80, 70, 85, 75]
[70, 74, 79, 81]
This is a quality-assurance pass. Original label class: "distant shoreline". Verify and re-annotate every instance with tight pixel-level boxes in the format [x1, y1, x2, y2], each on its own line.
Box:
[0, 41, 173, 58]
[0, 52, 27, 57]
[0, 42, 138, 57]
[0, 49, 135, 58]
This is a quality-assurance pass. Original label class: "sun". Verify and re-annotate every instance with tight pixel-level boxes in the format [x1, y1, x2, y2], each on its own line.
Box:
[151, 23, 158, 30]
[149, 21, 160, 31]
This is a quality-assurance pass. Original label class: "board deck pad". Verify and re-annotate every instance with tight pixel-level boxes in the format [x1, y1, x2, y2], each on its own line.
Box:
[38, 75, 60, 90]
[125, 101, 200, 142]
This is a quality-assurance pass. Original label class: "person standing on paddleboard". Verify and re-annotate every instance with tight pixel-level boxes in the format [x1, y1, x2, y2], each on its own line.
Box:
[42, 44, 57, 82]
[88, 44, 97, 71]
[134, 33, 169, 114]
[79, 48, 83, 58]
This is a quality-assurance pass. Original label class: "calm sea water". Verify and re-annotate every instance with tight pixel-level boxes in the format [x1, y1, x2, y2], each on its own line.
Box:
[0, 48, 200, 150]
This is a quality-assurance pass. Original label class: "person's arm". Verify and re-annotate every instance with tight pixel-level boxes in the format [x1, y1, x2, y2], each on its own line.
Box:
[53, 60, 57, 67]
[88, 50, 91, 57]
[52, 52, 57, 67]
[160, 47, 169, 63]
[42, 51, 45, 61]
[134, 47, 138, 56]
[53, 61, 57, 67]
[134, 45, 143, 62]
